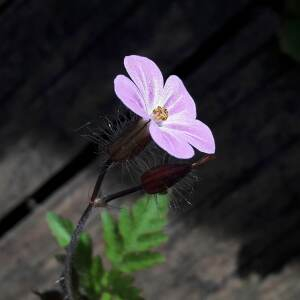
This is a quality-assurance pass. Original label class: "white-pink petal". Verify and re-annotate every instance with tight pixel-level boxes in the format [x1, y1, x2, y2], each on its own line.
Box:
[164, 119, 215, 154]
[124, 55, 164, 113]
[149, 122, 194, 159]
[162, 75, 196, 120]
[114, 75, 148, 119]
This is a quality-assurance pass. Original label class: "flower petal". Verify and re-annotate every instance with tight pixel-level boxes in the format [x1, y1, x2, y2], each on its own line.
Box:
[149, 121, 194, 159]
[124, 55, 164, 113]
[114, 75, 148, 119]
[164, 119, 215, 154]
[162, 75, 196, 120]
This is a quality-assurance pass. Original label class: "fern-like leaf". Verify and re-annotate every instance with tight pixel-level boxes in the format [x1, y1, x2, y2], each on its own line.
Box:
[121, 251, 165, 273]
[101, 194, 169, 273]
[102, 210, 123, 266]
[46, 212, 101, 300]
[101, 270, 143, 300]
[46, 212, 74, 247]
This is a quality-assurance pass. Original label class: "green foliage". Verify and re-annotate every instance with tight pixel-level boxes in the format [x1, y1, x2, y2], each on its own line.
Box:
[46, 212, 100, 299]
[47, 212, 74, 247]
[100, 270, 143, 300]
[46, 194, 169, 299]
[102, 195, 168, 273]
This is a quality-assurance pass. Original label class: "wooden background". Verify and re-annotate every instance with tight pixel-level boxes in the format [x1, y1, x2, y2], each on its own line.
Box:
[0, 0, 299, 299]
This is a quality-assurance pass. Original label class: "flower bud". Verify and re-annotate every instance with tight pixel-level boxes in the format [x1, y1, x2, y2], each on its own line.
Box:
[109, 119, 150, 161]
[141, 164, 191, 194]
[141, 155, 215, 194]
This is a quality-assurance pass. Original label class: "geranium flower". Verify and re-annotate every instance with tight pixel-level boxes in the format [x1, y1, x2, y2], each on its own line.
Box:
[114, 55, 215, 159]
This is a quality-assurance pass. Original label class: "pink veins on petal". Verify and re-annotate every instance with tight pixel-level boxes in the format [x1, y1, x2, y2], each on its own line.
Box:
[114, 55, 215, 159]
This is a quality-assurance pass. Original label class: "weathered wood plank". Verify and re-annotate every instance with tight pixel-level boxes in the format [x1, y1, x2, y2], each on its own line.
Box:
[1, 143, 299, 299]
[188, 67, 299, 210]
[0, 1, 191, 218]
[0, 163, 240, 300]
[0, 0, 135, 102]
[196, 138, 300, 273]
[0, 167, 100, 299]
[1, 7, 300, 299]
[0, 0, 252, 219]
[0, 113, 299, 299]
[206, 265, 300, 300]
[179, 67, 300, 281]
[234, 145, 300, 276]
[0, 0, 137, 217]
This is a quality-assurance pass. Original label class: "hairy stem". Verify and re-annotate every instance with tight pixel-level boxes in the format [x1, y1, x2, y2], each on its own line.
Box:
[103, 185, 143, 204]
[62, 159, 112, 300]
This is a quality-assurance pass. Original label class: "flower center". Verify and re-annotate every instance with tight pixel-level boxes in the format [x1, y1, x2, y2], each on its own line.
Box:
[152, 106, 168, 121]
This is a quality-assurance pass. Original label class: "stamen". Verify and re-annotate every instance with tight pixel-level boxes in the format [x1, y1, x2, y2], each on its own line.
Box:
[152, 106, 168, 121]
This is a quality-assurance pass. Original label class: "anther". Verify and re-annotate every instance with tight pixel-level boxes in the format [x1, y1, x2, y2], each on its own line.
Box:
[152, 106, 168, 121]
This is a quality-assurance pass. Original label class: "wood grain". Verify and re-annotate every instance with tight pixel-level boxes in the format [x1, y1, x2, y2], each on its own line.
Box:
[0, 162, 239, 300]
[1, 1, 300, 299]
[0, 0, 253, 220]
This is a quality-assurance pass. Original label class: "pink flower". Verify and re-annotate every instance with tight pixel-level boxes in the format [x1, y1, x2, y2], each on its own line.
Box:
[114, 55, 215, 159]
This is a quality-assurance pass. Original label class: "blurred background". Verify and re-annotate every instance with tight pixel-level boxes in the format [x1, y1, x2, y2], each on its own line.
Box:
[0, 0, 299, 299]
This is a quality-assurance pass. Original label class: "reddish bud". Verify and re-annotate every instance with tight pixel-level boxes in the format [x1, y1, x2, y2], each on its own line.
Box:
[109, 119, 150, 161]
[141, 164, 191, 194]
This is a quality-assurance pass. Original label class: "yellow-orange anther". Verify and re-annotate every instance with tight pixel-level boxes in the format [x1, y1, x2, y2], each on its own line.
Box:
[152, 106, 168, 121]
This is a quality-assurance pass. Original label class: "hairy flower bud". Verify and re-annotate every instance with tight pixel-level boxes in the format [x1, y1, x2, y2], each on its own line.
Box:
[109, 119, 150, 161]
[141, 164, 191, 194]
[141, 155, 215, 194]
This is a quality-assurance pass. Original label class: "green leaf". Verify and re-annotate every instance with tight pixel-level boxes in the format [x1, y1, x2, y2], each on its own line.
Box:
[137, 232, 168, 251]
[121, 194, 168, 254]
[100, 293, 122, 300]
[101, 210, 123, 266]
[75, 232, 93, 273]
[90, 256, 104, 295]
[101, 194, 169, 273]
[46, 212, 93, 272]
[101, 292, 113, 300]
[48, 194, 169, 300]
[47, 212, 100, 299]
[107, 270, 143, 300]
[121, 252, 165, 273]
[119, 208, 133, 249]
[280, 18, 300, 63]
[46, 212, 74, 247]
[80, 255, 104, 300]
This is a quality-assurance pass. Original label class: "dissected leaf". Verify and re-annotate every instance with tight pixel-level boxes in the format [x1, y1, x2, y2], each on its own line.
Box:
[89, 256, 104, 297]
[46, 212, 74, 247]
[121, 252, 165, 273]
[101, 292, 113, 300]
[80, 255, 104, 300]
[137, 232, 168, 251]
[47, 194, 169, 300]
[102, 210, 123, 267]
[75, 232, 93, 274]
[107, 270, 143, 300]
[120, 194, 168, 254]
[101, 194, 169, 273]
[46, 213, 98, 299]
